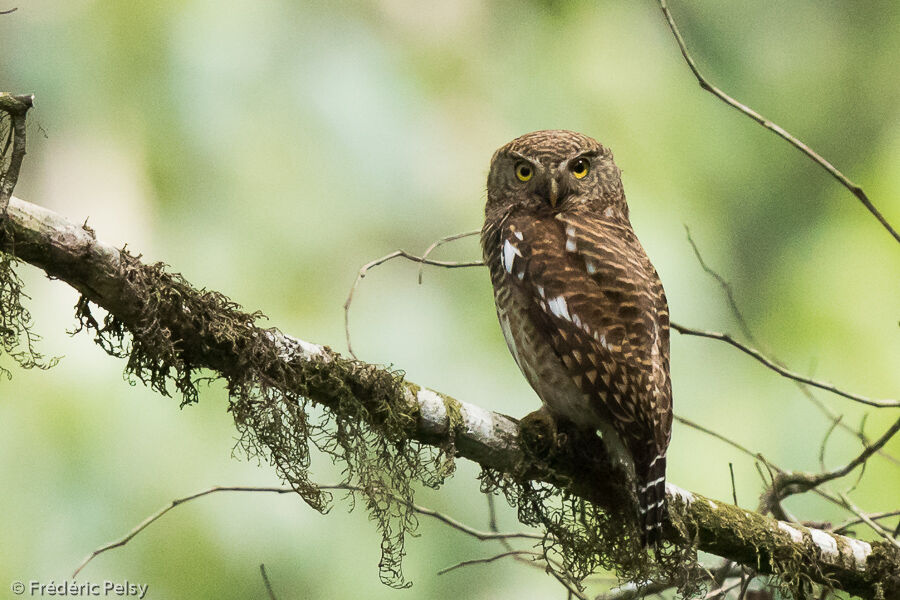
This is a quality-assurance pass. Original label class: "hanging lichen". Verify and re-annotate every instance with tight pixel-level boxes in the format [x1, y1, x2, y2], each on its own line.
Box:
[0, 221, 58, 376]
[66, 250, 456, 587]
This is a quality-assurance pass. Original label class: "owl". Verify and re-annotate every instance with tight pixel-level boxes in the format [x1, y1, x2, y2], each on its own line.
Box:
[481, 130, 672, 546]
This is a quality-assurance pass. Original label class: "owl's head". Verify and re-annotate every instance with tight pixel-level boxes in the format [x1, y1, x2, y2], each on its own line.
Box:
[486, 129, 626, 217]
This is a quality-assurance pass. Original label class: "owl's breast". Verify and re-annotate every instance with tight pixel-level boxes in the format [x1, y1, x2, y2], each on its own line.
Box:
[491, 265, 601, 428]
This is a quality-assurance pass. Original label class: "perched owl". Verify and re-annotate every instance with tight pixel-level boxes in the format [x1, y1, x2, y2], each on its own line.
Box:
[481, 130, 672, 546]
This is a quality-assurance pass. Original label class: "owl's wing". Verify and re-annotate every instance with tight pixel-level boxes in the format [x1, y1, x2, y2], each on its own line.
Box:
[498, 210, 671, 543]
[499, 211, 671, 443]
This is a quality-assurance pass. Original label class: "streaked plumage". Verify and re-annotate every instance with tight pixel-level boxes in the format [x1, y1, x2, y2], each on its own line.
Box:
[481, 130, 672, 546]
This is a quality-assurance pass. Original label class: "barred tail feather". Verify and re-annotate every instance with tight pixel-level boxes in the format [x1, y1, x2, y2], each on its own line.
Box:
[638, 453, 667, 548]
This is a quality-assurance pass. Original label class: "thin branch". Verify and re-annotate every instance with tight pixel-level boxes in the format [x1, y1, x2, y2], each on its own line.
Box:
[683, 228, 900, 464]
[656, 0, 900, 244]
[417, 229, 481, 284]
[838, 493, 900, 550]
[684, 226, 757, 346]
[818, 416, 843, 474]
[833, 510, 900, 536]
[437, 550, 541, 576]
[670, 323, 898, 408]
[259, 564, 279, 600]
[774, 416, 900, 501]
[343, 249, 482, 358]
[73, 484, 542, 578]
[675, 414, 848, 514]
[72, 486, 296, 578]
[704, 578, 744, 600]
[348, 232, 897, 414]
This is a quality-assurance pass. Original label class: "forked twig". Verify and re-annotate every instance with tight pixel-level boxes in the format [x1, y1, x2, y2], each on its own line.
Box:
[73, 484, 541, 578]
[437, 550, 540, 576]
[657, 0, 899, 244]
[72, 486, 295, 577]
[833, 510, 900, 535]
[417, 229, 481, 284]
[838, 492, 900, 549]
[670, 323, 898, 408]
[684, 226, 757, 346]
[775, 416, 900, 500]
[343, 248, 482, 358]
[683, 228, 900, 462]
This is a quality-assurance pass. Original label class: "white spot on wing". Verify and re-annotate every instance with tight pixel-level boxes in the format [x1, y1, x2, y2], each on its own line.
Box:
[565, 237, 577, 252]
[513, 231, 523, 241]
[547, 295, 572, 322]
[502, 239, 521, 275]
[639, 475, 666, 492]
[585, 259, 599, 275]
[599, 333, 610, 351]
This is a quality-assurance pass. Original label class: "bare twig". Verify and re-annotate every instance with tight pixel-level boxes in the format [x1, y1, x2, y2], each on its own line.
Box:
[72, 486, 296, 577]
[343, 249, 482, 358]
[437, 550, 540, 575]
[818, 416, 843, 473]
[0, 7, 17, 15]
[259, 564, 279, 600]
[838, 492, 900, 550]
[833, 510, 900, 536]
[656, 0, 900, 244]
[682, 228, 900, 464]
[684, 226, 758, 346]
[729, 462, 738, 507]
[704, 578, 744, 600]
[73, 484, 542, 578]
[417, 229, 481, 284]
[670, 323, 898, 408]
[346, 231, 894, 413]
[774, 416, 900, 501]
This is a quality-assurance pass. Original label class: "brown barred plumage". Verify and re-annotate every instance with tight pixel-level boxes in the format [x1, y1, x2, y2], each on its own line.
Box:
[481, 130, 672, 546]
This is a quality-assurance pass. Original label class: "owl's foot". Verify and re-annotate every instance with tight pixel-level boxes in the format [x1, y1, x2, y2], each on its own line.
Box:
[519, 406, 563, 460]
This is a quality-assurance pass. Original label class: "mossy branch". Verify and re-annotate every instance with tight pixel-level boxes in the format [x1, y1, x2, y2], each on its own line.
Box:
[1, 196, 897, 599]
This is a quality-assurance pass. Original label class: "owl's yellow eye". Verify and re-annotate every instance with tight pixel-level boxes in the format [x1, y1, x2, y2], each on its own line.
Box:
[570, 157, 590, 179]
[515, 162, 533, 182]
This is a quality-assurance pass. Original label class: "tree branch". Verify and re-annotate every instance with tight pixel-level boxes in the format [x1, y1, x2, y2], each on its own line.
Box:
[656, 0, 900, 245]
[670, 323, 898, 409]
[1, 196, 897, 599]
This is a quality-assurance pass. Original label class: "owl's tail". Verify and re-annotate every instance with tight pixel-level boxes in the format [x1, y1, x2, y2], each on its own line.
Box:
[637, 452, 667, 548]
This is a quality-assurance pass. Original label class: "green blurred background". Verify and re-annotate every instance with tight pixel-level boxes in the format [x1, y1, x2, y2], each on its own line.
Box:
[1, 1, 898, 597]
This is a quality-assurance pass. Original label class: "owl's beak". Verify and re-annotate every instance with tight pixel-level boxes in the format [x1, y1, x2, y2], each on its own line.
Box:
[548, 178, 560, 208]
[539, 174, 567, 208]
